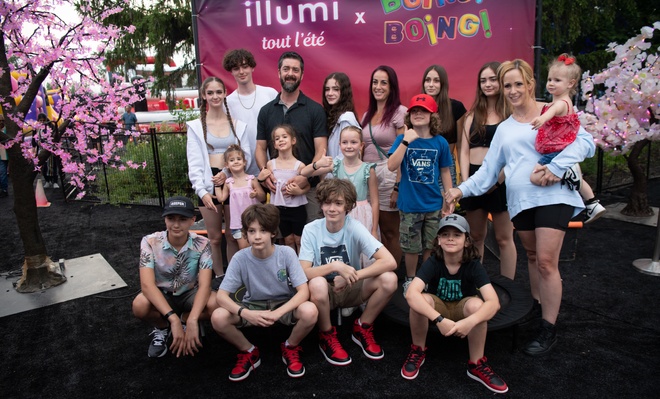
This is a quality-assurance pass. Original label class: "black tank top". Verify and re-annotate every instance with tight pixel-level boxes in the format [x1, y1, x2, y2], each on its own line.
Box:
[468, 121, 499, 149]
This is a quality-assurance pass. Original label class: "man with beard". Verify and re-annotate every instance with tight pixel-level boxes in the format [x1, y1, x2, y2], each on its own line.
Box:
[256, 51, 328, 222]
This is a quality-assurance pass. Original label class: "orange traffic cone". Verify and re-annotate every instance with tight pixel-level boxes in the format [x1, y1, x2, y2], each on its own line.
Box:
[35, 179, 51, 207]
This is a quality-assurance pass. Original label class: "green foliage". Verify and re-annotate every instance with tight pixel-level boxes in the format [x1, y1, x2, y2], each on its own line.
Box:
[87, 0, 196, 105]
[539, 0, 660, 91]
[96, 132, 192, 205]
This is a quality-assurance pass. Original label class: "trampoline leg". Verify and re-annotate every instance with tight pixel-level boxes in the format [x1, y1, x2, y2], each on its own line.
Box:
[511, 325, 519, 353]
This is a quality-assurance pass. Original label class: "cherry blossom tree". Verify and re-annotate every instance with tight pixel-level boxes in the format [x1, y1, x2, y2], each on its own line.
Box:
[0, 0, 144, 292]
[580, 22, 660, 216]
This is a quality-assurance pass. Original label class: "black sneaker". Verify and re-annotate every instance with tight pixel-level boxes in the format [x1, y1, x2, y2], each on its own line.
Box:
[147, 327, 170, 358]
[467, 356, 509, 393]
[524, 319, 557, 356]
[401, 344, 426, 380]
[561, 164, 582, 191]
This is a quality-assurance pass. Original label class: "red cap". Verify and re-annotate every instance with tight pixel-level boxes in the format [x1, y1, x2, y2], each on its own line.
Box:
[408, 94, 438, 113]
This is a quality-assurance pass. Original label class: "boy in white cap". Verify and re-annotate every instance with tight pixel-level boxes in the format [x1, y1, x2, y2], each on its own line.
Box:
[132, 196, 217, 358]
[401, 214, 508, 394]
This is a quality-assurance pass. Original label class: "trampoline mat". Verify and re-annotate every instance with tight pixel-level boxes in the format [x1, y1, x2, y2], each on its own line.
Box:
[382, 274, 533, 332]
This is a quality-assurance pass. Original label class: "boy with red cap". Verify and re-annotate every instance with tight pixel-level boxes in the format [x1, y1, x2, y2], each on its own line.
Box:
[387, 94, 454, 295]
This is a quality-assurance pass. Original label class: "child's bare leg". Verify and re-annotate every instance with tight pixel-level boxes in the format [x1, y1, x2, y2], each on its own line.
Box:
[284, 234, 296, 252]
[530, 163, 545, 186]
[579, 180, 595, 201]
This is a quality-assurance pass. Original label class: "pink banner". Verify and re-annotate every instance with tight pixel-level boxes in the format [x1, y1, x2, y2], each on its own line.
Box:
[194, 0, 535, 115]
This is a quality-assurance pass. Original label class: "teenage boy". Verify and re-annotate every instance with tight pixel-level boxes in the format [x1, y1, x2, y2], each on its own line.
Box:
[211, 203, 318, 381]
[132, 196, 216, 358]
[299, 178, 397, 366]
[223, 48, 278, 176]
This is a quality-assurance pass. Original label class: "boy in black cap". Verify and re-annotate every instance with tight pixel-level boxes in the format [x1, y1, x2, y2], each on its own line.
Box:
[132, 196, 218, 358]
[401, 214, 508, 394]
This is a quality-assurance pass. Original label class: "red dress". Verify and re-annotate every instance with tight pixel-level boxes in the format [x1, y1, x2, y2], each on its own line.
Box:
[535, 100, 580, 154]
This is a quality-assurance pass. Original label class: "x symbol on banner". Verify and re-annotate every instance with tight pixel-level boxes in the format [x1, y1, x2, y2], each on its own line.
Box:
[355, 12, 365, 24]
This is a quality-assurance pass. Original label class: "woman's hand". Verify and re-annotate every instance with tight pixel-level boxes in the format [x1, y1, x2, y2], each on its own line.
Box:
[201, 193, 218, 212]
[212, 171, 227, 186]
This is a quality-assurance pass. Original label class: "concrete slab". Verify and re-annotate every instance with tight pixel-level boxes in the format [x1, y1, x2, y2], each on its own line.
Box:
[601, 203, 658, 227]
[0, 253, 127, 318]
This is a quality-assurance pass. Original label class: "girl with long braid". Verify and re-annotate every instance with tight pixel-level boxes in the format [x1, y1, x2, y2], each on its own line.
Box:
[187, 77, 250, 277]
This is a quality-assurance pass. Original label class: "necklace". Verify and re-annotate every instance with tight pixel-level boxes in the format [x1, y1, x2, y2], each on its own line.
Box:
[237, 87, 257, 110]
[512, 104, 538, 123]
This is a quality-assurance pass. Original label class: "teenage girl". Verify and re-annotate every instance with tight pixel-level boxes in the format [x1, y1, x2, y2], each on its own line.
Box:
[459, 62, 517, 279]
[216, 144, 266, 249]
[257, 124, 309, 253]
[421, 65, 467, 188]
[302, 126, 380, 241]
[322, 72, 360, 160]
[187, 76, 250, 275]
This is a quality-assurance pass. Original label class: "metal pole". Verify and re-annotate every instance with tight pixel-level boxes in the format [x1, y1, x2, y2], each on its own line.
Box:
[191, 0, 203, 88]
[633, 209, 660, 276]
[534, 0, 543, 99]
[150, 128, 165, 207]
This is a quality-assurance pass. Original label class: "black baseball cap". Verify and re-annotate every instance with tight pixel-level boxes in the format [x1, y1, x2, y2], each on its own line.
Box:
[162, 196, 195, 218]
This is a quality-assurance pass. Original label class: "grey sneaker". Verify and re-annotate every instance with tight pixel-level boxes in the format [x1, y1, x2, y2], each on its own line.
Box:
[584, 200, 606, 224]
[53, 183, 60, 189]
[402, 277, 414, 297]
[148, 327, 170, 358]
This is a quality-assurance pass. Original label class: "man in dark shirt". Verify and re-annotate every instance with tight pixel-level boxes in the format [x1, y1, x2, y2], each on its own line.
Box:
[256, 51, 328, 222]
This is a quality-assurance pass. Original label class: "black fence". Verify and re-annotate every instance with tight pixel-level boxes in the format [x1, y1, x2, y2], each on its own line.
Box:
[71, 131, 659, 207]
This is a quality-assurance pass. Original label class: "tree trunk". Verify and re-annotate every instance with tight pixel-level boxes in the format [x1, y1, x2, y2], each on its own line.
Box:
[7, 142, 67, 292]
[621, 139, 653, 217]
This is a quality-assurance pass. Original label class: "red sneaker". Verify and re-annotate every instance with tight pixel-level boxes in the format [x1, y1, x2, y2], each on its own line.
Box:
[228, 346, 261, 382]
[318, 326, 351, 366]
[352, 320, 384, 359]
[467, 356, 509, 393]
[401, 344, 426, 380]
[281, 342, 305, 378]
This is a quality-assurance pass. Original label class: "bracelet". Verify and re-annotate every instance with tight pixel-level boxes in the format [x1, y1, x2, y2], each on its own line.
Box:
[393, 187, 399, 192]
[237, 307, 245, 318]
[162, 310, 176, 320]
[433, 314, 444, 324]
[312, 161, 318, 171]
[257, 177, 266, 183]
[401, 139, 409, 147]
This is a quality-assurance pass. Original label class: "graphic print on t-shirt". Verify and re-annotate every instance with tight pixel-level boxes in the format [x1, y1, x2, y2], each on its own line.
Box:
[405, 148, 437, 184]
[320, 244, 350, 280]
[436, 277, 463, 302]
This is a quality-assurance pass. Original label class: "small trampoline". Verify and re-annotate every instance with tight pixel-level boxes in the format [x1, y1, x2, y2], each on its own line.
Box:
[382, 274, 533, 332]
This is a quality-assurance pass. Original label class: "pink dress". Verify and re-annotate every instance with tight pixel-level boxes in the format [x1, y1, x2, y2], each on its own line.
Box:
[269, 159, 308, 207]
[226, 175, 260, 230]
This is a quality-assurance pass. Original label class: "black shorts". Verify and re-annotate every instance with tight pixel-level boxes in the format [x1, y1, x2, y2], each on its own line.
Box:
[160, 287, 198, 314]
[459, 164, 508, 213]
[278, 205, 307, 237]
[511, 204, 574, 231]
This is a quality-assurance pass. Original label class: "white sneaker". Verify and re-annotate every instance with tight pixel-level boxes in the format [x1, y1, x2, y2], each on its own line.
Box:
[561, 164, 582, 191]
[341, 307, 357, 317]
[584, 200, 606, 224]
[43, 182, 52, 188]
[53, 183, 60, 189]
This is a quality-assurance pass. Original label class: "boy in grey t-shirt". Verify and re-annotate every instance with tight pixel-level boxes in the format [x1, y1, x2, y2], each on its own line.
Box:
[211, 204, 318, 381]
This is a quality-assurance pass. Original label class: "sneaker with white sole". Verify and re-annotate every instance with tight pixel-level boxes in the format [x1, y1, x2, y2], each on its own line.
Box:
[147, 327, 170, 358]
[402, 277, 414, 297]
[43, 182, 52, 188]
[53, 183, 60, 189]
[341, 306, 357, 317]
[584, 200, 606, 224]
